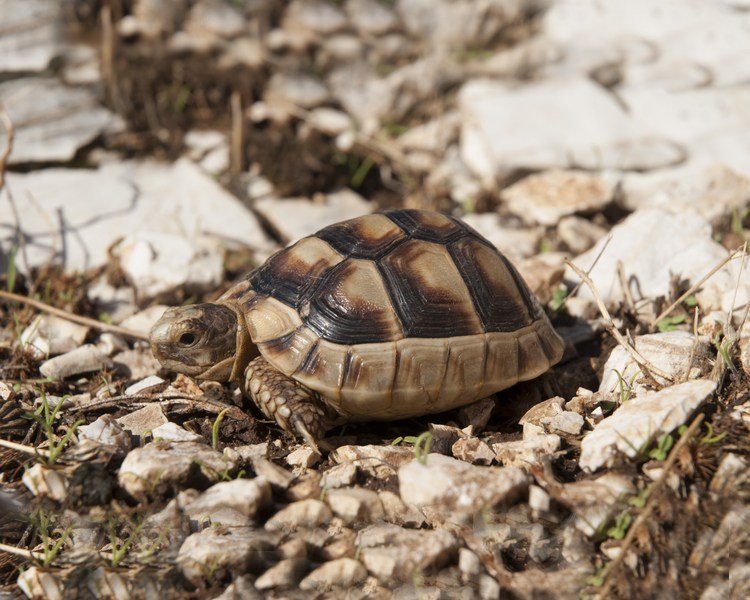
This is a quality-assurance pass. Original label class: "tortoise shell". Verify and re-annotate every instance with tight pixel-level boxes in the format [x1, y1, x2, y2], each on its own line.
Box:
[220, 209, 564, 421]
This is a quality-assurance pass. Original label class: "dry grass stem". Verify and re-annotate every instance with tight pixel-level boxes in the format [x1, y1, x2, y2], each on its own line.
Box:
[616, 260, 636, 314]
[0, 103, 14, 191]
[230, 91, 243, 177]
[0, 438, 50, 458]
[651, 246, 744, 327]
[565, 258, 675, 383]
[0, 543, 45, 561]
[0, 290, 149, 341]
[597, 413, 705, 598]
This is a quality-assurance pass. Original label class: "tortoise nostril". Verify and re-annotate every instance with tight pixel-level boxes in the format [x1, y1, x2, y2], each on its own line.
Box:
[179, 332, 198, 346]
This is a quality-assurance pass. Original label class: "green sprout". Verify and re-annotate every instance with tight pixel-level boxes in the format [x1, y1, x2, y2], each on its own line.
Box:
[606, 511, 632, 540]
[648, 433, 674, 461]
[30, 391, 83, 465]
[656, 314, 685, 332]
[212, 408, 230, 450]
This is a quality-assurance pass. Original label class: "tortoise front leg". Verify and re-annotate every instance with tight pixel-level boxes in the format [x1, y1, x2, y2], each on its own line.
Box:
[244, 356, 333, 451]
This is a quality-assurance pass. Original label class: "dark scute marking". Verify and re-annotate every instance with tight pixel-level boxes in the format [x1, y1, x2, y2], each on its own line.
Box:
[304, 259, 402, 344]
[297, 340, 321, 377]
[384, 209, 465, 244]
[317, 214, 407, 259]
[449, 237, 535, 332]
[248, 242, 331, 309]
[378, 239, 483, 338]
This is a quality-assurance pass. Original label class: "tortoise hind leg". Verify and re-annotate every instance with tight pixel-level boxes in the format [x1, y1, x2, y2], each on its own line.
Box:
[244, 356, 334, 451]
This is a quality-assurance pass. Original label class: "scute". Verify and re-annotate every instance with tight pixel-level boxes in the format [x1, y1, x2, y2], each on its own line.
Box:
[449, 237, 536, 332]
[379, 239, 483, 338]
[317, 213, 406, 259]
[249, 236, 344, 308]
[304, 258, 403, 344]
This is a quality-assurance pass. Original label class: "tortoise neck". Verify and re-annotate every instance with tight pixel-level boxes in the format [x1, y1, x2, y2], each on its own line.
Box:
[224, 300, 260, 382]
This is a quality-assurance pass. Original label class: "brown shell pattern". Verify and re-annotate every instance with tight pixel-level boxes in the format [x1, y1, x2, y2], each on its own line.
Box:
[235, 209, 564, 419]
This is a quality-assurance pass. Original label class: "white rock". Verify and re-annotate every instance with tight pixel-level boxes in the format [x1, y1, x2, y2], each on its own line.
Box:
[599, 331, 712, 394]
[622, 163, 750, 224]
[286, 446, 321, 469]
[0, 77, 124, 165]
[23, 464, 67, 500]
[320, 463, 357, 489]
[619, 85, 750, 179]
[17, 566, 63, 600]
[184, 0, 246, 38]
[116, 404, 168, 436]
[87, 280, 138, 324]
[398, 454, 528, 512]
[255, 190, 371, 242]
[459, 77, 680, 180]
[284, 0, 348, 36]
[357, 524, 457, 581]
[519, 397, 565, 427]
[567, 208, 729, 309]
[397, 0, 528, 48]
[0, 159, 272, 275]
[119, 441, 236, 497]
[233, 442, 270, 464]
[580, 379, 716, 471]
[265, 72, 330, 110]
[125, 376, 165, 396]
[326, 487, 384, 524]
[307, 108, 354, 136]
[557, 473, 636, 536]
[184, 478, 271, 526]
[451, 438, 495, 465]
[39, 344, 113, 379]
[177, 527, 276, 585]
[557, 216, 608, 255]
[113, 232, 224, 300]
[252, 457, 294, 490]
[0, 0, 64, 73]
[218, 37, 266, 71]
[549, 411, 584, 436]
[255, 558, 308, 590]
[20, 315, 89, 359]
[378, 490, 425, 528]
[501, 170, 617, 226]
[346, 0, 398, 35]
[492, 434, 562, 469]
[544, 0, 750, 88]
[330, 445, 416, 478]
[78, 415, 132, 454]
[184, 129, 227, 159]
[528, 485, 551, 514]
[459, 213, 542, 261]
[151, 422, 203, 443]
[265, 499, 332, 532]
[299, 557, 367, 591]
[119, 306, 168, 336]
[399, 112, 462, 155]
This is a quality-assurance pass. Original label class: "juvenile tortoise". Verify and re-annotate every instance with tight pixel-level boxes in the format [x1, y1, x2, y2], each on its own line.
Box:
[150, 209, 564, 448]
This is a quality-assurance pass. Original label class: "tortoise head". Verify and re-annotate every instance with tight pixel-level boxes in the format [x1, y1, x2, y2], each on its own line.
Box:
[149, 303, 255, 382]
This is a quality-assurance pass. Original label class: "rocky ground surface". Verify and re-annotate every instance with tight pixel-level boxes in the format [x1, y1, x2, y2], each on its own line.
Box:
[1, 0, 750, 598]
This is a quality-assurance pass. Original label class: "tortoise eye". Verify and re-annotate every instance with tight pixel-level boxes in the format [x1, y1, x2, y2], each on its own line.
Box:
[179, 332, 198, 346]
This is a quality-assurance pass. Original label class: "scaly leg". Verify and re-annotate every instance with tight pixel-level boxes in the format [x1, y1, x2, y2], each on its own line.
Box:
[244, 356, 334, 451]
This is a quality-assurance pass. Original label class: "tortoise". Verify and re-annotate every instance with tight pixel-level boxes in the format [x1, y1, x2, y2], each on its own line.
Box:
[149, 209, 564, 448]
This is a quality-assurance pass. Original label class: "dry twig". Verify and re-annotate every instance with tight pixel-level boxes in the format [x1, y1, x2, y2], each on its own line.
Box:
[565, 258, 675, 383]
[0, 438, 50, 458]
[651, 246, 744, 328]
[0, 290, 149, 341]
